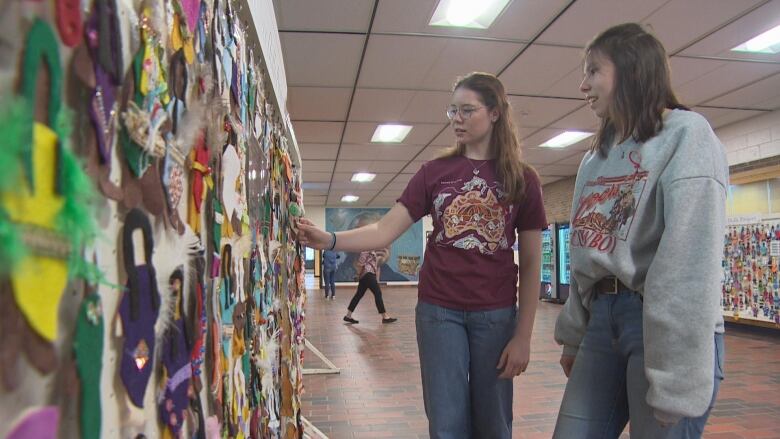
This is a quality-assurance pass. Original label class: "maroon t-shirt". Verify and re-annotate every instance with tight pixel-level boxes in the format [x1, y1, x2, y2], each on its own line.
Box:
[398, 156, 547, 310]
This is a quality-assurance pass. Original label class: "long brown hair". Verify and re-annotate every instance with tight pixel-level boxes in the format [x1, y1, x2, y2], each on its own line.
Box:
[586, 23, 688, 156]
[441, 72, 530, 204]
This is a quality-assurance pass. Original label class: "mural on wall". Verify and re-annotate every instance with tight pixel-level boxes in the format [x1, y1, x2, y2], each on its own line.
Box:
[722, 219, 780, 326]
[325, 208, 424, 282]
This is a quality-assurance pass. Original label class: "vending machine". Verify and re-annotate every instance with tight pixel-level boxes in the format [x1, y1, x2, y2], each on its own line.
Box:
[557, 223, 572, 302]
[539, 224, 557, 301]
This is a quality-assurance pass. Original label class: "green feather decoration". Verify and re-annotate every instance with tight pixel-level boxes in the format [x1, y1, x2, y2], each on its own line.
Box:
[53, 109, 101, 283]
[0, 207, 26, 275]
[0, 97, 33, 191]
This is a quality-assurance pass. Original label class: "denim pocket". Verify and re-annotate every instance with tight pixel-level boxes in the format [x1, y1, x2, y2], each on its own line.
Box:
[485, 306, 517, 327]
[714, 333, 725, 380]
[416, 300, 445, 324]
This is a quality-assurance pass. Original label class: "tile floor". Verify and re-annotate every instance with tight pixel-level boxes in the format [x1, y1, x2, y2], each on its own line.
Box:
[301, 280, 780, 439]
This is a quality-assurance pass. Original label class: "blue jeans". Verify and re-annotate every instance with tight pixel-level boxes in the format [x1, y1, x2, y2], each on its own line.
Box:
[323, 269, 336, 297]
[415, 300, 517, 439]
[553, 291, 725, 439]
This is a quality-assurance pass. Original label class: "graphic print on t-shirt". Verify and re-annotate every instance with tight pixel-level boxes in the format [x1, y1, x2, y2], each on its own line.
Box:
[572, 151, 648, 254]
[433, 174, 511, 255]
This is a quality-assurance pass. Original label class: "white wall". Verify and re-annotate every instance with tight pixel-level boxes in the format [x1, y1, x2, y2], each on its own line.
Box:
[716, 109, 780, 166]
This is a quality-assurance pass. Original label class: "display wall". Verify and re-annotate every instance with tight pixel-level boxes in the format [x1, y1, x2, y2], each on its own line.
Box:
[0, 1, 309, 438]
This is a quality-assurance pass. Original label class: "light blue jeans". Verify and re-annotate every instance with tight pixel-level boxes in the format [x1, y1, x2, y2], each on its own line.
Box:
[553, 291, 725, 439]
[323, 269, 336, 297]
[415, 300, 517, 439]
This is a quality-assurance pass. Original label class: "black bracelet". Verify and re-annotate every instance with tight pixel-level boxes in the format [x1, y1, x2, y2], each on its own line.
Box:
[328, 231, 337, 250]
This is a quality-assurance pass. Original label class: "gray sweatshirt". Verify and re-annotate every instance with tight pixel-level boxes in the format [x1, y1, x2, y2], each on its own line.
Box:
[554, 109, 727, 419]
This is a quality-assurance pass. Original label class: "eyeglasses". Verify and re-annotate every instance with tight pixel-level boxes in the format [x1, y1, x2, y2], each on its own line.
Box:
[446, 105, 485, 121]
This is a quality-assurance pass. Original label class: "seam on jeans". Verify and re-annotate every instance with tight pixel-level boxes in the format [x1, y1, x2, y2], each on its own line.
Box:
[600, 375, 627, 439]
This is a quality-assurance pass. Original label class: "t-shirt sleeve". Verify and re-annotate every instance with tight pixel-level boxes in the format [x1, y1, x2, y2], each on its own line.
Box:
[396, 164, 430, 222]
[515, 167, 548, 231]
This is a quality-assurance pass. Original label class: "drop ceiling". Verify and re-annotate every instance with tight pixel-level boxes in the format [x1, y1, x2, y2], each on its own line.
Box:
[273, 0, 780, 206]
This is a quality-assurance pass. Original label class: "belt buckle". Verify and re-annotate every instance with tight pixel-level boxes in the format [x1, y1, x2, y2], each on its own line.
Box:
[603, 277, 619, 295]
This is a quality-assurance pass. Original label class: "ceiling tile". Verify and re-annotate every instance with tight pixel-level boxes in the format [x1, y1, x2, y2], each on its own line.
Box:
[547, 105, 599, 131]
[331, 173, 396, 184]
[693, 106, 768, 129]
[298, 143, 339, 160]
[274, 0, 373, 32]
[680, 0, 780, 62]
[281, 33, 364, 87]
[373, 0, 569, 41]
[645, 0, 763, 54]
[488, 0, 573, 40]
[291, 121, 343, 143]
[329, 181, 386, 191]
[522, 128, 592, 151]
[430, 127, 456, 146]
[522, 145, 585, 167]
[302, 160, 335, 173]
[674, 61, 780, 105]
[416, 146, 449, 161]
[343, 122, 444, 145]
[501, 45, 583, 95]
[544, 67, 588, 99]
[287, 87, 351, 120]
[392, 174, 414, 184]
[508, 96, 583, 128]
[419, 39, 524, 90]
[359, 35, 448, 89]
[536, 0, 668, 46]
[339, 144, 424, 161]
[401, 91, 453, 124]
[704, 72, 780, 110]
[302, 171, 333, 183]
[332, 160, 407, 174]
[669, 57, 726, 88]
[303, 195, 326, 206]
[350, 89, 416, 121]
[557, 151, 589, 166]
[402, 161, 426, 174]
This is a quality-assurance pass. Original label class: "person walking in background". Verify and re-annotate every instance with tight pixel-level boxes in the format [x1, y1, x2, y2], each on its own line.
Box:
[343, 249, 397, 324]
[321, 249, 339, 300]
[553, 23, 727, 439]
[296, 72, 546, 439]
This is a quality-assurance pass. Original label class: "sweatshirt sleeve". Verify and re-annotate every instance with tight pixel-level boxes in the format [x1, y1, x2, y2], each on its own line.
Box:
[554, 275, 589, 356]
[643, 114, 727, 419]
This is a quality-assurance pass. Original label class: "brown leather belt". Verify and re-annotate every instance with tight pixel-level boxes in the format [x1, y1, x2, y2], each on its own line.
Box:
[593, 276, 633, 295]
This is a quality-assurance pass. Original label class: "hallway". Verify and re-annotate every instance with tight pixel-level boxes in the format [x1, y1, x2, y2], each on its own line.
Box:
[301, 282, 780, 438]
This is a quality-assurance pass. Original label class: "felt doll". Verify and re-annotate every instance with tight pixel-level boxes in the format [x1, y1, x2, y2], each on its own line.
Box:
[158, 268, 193, 437]
[117, 209, 160, 407]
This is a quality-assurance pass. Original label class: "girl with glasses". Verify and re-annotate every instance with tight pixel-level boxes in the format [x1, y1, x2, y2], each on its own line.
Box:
[297, 72, 547, 438]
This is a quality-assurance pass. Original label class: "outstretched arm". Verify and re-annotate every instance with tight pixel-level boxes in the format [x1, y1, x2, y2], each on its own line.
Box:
[297, 203, 414, 251]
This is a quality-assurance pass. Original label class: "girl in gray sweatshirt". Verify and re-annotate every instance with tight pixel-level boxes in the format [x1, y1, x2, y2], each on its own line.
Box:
[553, 23, 727, 439]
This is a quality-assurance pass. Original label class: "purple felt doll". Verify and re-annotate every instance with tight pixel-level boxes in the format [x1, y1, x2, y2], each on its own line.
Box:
[118, 209, 160, 408]
[159, 268, 193, 436]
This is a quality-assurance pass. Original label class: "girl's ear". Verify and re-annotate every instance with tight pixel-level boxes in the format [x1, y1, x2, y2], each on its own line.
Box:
[490, 108, 499, 123]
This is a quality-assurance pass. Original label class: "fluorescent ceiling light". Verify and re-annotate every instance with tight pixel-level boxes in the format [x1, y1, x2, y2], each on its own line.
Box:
[732, 24, 780, 54]
[429, 0, 512, 29]
[351, 172, 376, 183]
[371, 124, 412, 143]
[540, 131, 594, 148]
[341, 195, 359, 203]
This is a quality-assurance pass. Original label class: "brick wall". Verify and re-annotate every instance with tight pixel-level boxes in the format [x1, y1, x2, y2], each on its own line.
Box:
[541, 176, 576, 224]
[715, 109, 780, 166]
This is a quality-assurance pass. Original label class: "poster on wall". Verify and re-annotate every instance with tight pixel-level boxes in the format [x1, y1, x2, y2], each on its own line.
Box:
[722, 217, 780, 325]
[325, 208, 424, 282]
